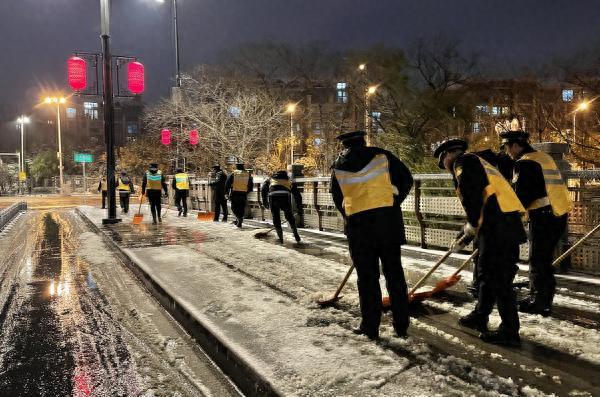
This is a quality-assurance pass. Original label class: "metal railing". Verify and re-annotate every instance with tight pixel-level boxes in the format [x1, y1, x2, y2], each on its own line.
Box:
[175, 170, 600, 273]
[0, 201, 27, 231]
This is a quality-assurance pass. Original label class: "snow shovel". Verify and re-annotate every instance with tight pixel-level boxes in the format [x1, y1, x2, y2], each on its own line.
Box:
[255, 221, 288, 238]
[317, 263, 355, 307]
[197, 210, 214, 221]
[132, 195, 144, 224]
[552, 223, 600, 268]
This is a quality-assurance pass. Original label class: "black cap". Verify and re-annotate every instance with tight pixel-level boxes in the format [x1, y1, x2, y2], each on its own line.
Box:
[499, 130, 529, 147]
[336, 130, 366, 142]
[120, 171, 127, 175]
[433, 138, 468, 169]
[272, 170, 289, 179]
[211, 165, 221, 170]
[235, 163, 244, 170]
[176, 168, 183, 173]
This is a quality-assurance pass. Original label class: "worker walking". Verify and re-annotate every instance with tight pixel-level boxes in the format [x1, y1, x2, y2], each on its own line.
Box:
[330, 130, 413, 341]
[97, 176, 108, 209]
[435, 138, 526, 347]
[209, 165, 228, 222]
[142, 163, 168, 224]
[116, 171, 134, 214]
[501, 131, 573, 316]
[261, 170, 303, 243]
[225, 163, 253, 228]
[172, 168, 190, 217]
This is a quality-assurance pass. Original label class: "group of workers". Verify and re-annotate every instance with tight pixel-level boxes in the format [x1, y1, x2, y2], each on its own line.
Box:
[332, 129, 570, 347]
[96, 127, 570, 348]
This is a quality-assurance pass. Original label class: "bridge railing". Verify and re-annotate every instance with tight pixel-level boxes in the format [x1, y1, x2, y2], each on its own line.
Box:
[180, 171, 600, 274]
[0, 201, 27, 231]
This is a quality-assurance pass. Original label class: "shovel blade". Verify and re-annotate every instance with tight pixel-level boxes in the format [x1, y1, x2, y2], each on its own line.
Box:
[132, 214, 143, 225]
[197, 211, 214, 221]
[316, 295, 342, 307]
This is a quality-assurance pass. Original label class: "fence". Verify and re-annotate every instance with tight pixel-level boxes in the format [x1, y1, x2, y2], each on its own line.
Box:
[179, 170, 600, 274]
[0, 201, 27, 231]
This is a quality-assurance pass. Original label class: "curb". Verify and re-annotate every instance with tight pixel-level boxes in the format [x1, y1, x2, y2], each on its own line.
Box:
[76, 208, 280, 397]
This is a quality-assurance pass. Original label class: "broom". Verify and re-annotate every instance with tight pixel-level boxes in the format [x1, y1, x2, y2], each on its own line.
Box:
[132, 194, 144, 224]
[255, 221, 288, 238]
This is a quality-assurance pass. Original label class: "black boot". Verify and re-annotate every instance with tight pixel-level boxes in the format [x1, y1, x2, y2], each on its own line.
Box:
[276, 229, 284, 243]
[480, 330, 521, 347]
[518, 298, 551, 316]
[351, 327, 379, 341]
[458, 311, 489, 332]
[292, 228, 301, 243]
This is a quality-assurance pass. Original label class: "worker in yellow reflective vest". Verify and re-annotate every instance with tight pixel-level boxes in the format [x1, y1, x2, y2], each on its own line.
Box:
[171, 168, 190, 217]
[501, 130, 573, 316]
[142, 163, 168, 224]
[331, 130, 413, 341]
[225, 163, 253, 228]
[97, 176, 108, 209]
[116, 171, 134, 214]
[435, 138, 526, 347]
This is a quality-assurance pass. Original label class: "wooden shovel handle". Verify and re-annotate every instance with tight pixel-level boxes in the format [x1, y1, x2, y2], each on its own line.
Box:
[553, 223, 600, 267]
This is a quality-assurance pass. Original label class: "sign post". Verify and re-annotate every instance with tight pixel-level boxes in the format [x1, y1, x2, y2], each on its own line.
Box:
[74, 152, 93, 205]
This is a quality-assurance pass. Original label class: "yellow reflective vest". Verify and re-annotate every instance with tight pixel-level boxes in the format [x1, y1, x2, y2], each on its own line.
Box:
[100, 179, 107, 191]
[117, 178, 131, 192]
[175, 173, 189, 190]
[270, 178, 291, 191]
[232, 170, 249, 192]
[146, 170, 163, 190]
[476, 156, 526, 216]
[519, 151, 573, 216]
[333, 154, 398, 216]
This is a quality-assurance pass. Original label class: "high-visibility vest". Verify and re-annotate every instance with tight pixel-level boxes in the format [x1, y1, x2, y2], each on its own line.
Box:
[477, 156, 526, 215]
[232, 170, 249, 192]
[175, 173, 189, 190]
[146, 170, 163, 190]
[117, 177, 131, 192]
[519, 151, 573, 216]
[100, 180, 107, 191]
[333, 154, 398, 216]
[269, 177, 291, 195]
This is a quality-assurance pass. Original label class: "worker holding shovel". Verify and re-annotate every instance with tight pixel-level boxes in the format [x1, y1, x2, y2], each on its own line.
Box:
[435, 138, 526, 347]
[330, 130, 413, 341]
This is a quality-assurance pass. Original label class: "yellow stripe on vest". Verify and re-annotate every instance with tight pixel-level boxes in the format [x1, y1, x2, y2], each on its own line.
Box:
[146, 170, 163, 190]
[175, 173, 189, 190]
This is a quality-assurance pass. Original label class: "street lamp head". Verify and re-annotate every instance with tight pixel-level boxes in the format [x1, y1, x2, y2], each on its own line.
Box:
[287, 103, 296, 113]
[358, 63, 366, 71]
[367, 85, 378, 95]
[44, 97, 52, 104]
[17, 116, 30, 124]
[576, 101, 589, 112]
[59, 97, 66, 104]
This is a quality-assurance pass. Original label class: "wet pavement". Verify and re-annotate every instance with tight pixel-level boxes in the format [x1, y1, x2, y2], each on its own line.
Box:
[0, 210, 240, 397]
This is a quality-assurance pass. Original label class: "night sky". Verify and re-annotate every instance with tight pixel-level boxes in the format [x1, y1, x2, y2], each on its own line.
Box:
[1, 0, 599, 109]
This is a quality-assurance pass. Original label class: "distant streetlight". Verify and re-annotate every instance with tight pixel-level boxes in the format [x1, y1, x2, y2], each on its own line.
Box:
[43, 96, 66, 194]
[573, 100, 590, 144]
[287, 103, 297, 165]
[365, 85, 378, 146]
[16, 116, 30, 195]
[358, 63, 366, 72]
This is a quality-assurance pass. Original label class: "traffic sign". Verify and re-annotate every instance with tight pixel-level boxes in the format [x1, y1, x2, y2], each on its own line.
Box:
[74, 152, 93, 163]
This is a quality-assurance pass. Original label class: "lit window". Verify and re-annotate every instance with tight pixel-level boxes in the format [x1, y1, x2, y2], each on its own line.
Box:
[473, 122, 480, 133]
[475, 105, 488, 114]
[562, 89, 574, 102]
[127, 124, 138, 135]
[314, 138, 322, 146]
[371, 111, 383, 132]
[66, 107, 76, 119]
[228, 106, 241, 118]
[83, 102, 98, 120]
[313, 122, 322, 134]
[501, 106, 510, 115]
[336, 82, 348, 103]
[491, 106, 500, 116]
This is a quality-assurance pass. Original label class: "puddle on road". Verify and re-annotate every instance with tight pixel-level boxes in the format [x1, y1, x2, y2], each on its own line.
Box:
[102, 222, 214, 248]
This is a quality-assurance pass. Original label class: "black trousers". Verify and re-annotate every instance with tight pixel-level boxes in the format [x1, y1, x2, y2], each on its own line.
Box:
[270, 195, 297, 231]
[212, 193, 228, 221]
[119, 192, 130, 213]
[474, 228, 520, 336]
[146, 190, 162, 221]
[528, 212, 567, 307]
[101, 191, 107, 208]
[348, 233, 409, 336]
[230, 193, 247, 226]
[175, 190, 188, 214]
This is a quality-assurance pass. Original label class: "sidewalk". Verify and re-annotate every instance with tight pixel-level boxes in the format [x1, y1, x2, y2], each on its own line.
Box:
[78, 205, 600, 396]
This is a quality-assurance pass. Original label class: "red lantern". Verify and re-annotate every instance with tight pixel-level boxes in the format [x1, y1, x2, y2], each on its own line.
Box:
[189, 129, 199, 145]
[161, 129, 171, 145]
[67, 56, 87, 91]
[128, 61, 145, 94]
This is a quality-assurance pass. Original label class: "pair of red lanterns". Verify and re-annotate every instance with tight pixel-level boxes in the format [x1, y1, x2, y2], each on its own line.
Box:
[161, 129, 199, 145]
[67, 56, 144, 94]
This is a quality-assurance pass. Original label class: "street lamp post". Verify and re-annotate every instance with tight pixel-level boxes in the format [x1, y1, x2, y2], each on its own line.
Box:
[572, 101, 589, 144]
[365, 86, 377, 146]
[287, 103, 296, 165]
[16, 116, 30, 195]
[44, 97, 66, 194]
[100, 0, 120, 224]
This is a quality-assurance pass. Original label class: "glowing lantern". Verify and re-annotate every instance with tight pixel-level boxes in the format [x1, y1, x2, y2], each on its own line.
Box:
[161, 129, 171, 145]
[128, 61, 145, 94]
[189, 129, 199, 145]
[67, 56, 87, 91]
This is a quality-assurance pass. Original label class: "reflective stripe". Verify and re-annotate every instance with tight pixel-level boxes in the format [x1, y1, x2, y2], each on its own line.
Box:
[146, 170, 163, 190]
[336, 165, 388, 186]
[528, 196, 551, 210]
[269, 190, 291, 196]
[175, 173, 189, 190]
[335, 156, 387, 182]
[270, 178, 291, 190]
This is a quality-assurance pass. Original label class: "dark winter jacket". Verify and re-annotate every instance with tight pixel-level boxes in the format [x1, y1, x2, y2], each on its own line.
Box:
[261, 172, 303, 212]
[208, 170, 227, 196]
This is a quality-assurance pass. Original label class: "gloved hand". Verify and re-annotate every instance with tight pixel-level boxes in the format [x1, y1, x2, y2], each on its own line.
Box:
[462, 222, 477, 239]
[450, 238, 466, 253]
